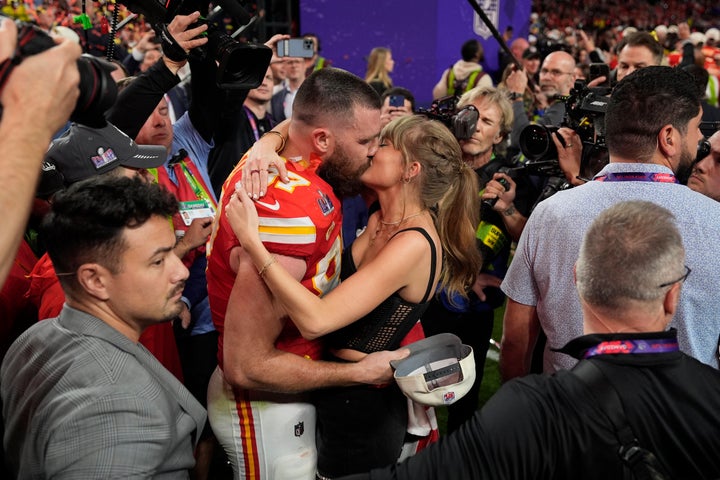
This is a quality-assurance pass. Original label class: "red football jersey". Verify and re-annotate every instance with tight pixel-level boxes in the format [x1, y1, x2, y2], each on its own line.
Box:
[207, 154, 343, 368]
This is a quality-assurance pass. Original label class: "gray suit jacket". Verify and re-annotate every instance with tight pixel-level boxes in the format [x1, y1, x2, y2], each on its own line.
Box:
[1, 306, 206, 479]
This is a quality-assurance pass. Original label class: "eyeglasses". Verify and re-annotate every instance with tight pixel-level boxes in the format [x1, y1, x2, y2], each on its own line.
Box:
[539, 68, 573, 77]
[658, 265, 691, 288]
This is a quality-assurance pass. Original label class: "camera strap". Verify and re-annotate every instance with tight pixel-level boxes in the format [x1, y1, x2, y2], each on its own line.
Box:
[573, 360, 671, 480]
[0, 24, 41, 94]
[0, 55, 20, 95]
[154, 23, 188, 63]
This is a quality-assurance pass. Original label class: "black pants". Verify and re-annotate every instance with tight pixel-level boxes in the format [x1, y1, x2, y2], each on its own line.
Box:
[313, 382, 407, 478]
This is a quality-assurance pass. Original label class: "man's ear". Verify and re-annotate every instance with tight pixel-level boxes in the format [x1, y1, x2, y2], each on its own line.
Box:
[311, 127, 332, 154]
[76, 264, 111, 301]
[663, 282, 681, 318]
[657, 124, 677, 158]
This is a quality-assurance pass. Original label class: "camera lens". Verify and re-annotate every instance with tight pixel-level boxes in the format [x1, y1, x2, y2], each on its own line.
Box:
[71, 55, 118, 128]
[9, 22, 117, 128]
[519, 124, 558, 161]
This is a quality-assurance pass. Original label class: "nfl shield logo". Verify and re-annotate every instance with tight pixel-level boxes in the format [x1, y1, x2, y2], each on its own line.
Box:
[294, 421, 304, 437]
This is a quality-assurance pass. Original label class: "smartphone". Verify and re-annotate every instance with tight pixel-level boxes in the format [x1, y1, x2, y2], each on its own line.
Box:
[589, 62, 611, 88]
[389, 95, 405, 108]
[276, 38, 315, 58]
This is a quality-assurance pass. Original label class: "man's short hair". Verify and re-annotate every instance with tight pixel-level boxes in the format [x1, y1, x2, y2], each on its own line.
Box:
[616, 31, 664, 65]
[293, 67, 381, 127]
[575, 200, 684, 309]
[457, 85, 514, 137]
[43, 176, 178, 293]
[605, 66, 700, 160]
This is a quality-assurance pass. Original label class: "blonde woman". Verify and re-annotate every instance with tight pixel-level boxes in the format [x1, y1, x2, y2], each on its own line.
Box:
[365, 46, 395, 96]
[227, 115, 481, 477]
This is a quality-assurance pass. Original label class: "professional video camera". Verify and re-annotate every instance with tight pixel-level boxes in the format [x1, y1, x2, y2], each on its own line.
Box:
[0, 19, 117, 128]
[518, 80, 610, 180]
[118, 0, 270, 89]
[417, 95, 479, 140]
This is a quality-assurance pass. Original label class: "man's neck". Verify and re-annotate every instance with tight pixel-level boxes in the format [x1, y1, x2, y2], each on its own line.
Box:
[609, 153, 675, 170]
[244, 99, 268, 119]
[464, 150, 493, 170]
[66, 297, 143, 343]
[288, 77, 304, 91]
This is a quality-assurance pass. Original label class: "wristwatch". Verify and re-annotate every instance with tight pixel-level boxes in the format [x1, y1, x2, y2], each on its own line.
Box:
[508, 92, 523, 101]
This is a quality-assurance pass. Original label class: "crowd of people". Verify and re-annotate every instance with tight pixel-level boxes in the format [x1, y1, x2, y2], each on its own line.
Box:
[1, 1, 720, 479]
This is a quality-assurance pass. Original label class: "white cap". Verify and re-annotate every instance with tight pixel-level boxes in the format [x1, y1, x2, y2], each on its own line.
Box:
[706, 28, 720, 42]
[690, 31, 706, 45]
[391, 333, 475, 407]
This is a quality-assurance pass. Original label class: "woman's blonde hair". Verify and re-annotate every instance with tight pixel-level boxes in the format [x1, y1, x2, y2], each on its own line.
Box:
[365, 47, 393, 90]
[382, 115, 482, 301]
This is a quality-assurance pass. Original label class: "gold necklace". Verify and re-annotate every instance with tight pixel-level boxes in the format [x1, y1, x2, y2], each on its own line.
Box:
[371, 210, 426, 246]
[379, 210, 426, 226]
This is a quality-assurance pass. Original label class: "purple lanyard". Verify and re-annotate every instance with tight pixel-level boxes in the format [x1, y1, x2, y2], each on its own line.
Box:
[244, 106, 260, 141]
[594, 172, 679, 183]
[583, 338, 679, 359]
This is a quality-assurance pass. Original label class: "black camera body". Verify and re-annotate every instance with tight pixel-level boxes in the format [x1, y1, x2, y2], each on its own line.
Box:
[0, 20, 118, 127]
[519, 80, 610, 179]
[119, 0, 270, 90]
[417, 95, 479, 140]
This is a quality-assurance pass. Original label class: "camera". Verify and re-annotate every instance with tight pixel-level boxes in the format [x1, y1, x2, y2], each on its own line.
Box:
[519, 80, 610, 179]
[417, 95, 478, 140]
[118, 0, 271, 89]
[0, 19, 118, 128]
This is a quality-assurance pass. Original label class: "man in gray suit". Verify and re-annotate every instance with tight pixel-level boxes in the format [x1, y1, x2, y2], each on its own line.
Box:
[1, 176, 206, 478]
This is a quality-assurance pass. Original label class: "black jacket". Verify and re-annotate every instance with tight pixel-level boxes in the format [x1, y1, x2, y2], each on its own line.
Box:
[346, 329, 720, 480]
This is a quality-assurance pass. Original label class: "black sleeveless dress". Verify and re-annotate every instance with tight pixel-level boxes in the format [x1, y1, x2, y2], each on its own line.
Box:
[314, 228, 438, 478]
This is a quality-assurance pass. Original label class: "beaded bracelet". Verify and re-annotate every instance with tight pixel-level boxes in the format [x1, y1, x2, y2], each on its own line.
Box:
[262, 130, 287, 153]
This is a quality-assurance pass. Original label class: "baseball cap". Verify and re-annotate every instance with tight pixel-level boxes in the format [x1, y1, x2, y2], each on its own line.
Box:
[38, 122, 166, 198]
[391, 333, 475, 407]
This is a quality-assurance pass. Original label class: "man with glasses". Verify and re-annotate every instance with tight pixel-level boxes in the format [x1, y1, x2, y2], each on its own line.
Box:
[501, 66, 720, 380]
[506, 50, 577, 151]
[344, 201, 720, 480]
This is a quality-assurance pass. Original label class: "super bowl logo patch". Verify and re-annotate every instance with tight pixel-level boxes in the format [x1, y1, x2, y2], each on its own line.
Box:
[91, 147, 118, 169]
[317, 190, 335, 216]
[443, 391, 456, 404]
[294, 421, 304, 437]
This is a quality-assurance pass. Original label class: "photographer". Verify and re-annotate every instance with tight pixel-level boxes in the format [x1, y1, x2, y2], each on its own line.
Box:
[0, 17, 80, 289]
[421, 86, 539, 433]
[506, 51, 577, 154]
